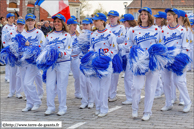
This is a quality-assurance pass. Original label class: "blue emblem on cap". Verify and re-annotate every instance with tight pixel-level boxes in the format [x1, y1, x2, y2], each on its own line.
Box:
[67, 18, 78, 25]
[52, 14, 66, 22]
[138, 7, 152, 15]
[92, 13, 107, 22]
[25, 13, 36, 20]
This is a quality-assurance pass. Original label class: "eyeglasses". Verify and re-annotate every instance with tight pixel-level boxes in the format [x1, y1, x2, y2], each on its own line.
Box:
[37, 25, 41, 26]
[26, 19, 35, 22]
[108, 16, 116, 19]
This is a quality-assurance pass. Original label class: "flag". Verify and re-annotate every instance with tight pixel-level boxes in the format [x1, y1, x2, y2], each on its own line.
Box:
[35, 0, 71, 22]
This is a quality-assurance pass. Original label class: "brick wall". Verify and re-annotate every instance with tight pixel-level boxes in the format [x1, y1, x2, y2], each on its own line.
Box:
[0, 0, 8, 18]
[39, 7, 52, 22]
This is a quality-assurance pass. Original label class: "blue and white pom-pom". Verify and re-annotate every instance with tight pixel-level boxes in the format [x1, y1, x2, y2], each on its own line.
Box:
[42, 70, 47, 83]
[129, 45, 149, 76]
[77, 30, 91, 54]
[112, 54, 123, 73]
[122, 55, 127, 71]
[36, 44, 60, 71]
[0, 46, 18, 67]
[148, 44, 171, 71]
[166, 52, 191, 76]
[92, 54, 112, 78]
[21, 45, 41, 65]
[80, 51, 97, 77]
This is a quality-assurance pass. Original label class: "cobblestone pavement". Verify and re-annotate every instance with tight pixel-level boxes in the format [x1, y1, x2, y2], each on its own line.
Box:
[0, 66, 193, 128]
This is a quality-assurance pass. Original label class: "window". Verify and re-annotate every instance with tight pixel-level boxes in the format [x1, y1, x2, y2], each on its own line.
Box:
[27, 4, 34, 14]
[133, 12, 139, 20]
[48, 13, 51, 18]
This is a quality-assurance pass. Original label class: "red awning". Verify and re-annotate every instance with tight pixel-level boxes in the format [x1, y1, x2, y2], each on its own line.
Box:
[27, 4, 34, 7]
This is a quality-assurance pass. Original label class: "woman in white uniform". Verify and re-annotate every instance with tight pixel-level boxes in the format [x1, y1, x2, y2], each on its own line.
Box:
[90, 13, 117, 117]
[67, 18, 82, 99]
[44, 14, 72, 116]
[21, 13, 45, 112]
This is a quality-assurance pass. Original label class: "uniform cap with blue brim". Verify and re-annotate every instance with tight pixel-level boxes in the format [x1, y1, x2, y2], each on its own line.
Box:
[82, 18, 93, 24]
[179, 10, 187, 17]
[67, 18, 78, 25]
[120, 14, 134, 22]
[165, 8, 180, 18]
[107, 10, 119, 17]
[138, 7, 152, 15]
[71, 15, 76, 19]
[52, 14, 66, 22]
[153, 11, 167, 19]
[17, 19, 25, 25]
[25, 13, 36, 20]
[190, 19, 194, 26]
[6, 13, 15, 19]
[92, 13, 107, 22]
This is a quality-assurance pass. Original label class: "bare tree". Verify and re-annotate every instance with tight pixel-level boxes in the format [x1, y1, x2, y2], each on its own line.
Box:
[93, 3, 107, 16]
[80, 0, 91, 17]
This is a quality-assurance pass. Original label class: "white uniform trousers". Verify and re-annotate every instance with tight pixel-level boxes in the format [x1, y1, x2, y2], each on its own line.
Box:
[46, 61, 70, 112]
[16, 67, 22, 94]
[188, 49, 193, 70]
[23, 64, 42, 108]
[155, 71, 163, 96]
[123, 61, 133, 101]
[162, 68, 191, 107]
[109, 73, 119, 99]
[132, 70, 159, 115]
[91, 74, 111, 114]
[35, 71, 44, 96]
[80, 71, 94, 105]
[5, 65, 10, 80]
[71, 57, 81, 97]
[9, 66, 21, 95]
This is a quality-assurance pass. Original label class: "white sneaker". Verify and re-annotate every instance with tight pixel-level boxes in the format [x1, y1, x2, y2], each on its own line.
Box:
[6, 79, 10, 83]
[31, 104, 41, 111]
[154, 95, 162, 99]
[16, 94, 23, 99]
[7, 93, 14, 98]
[45, 109, 55, 116]
[122, 73, 125, 78]
[183, 103, 191, 113]
[142, 113, 150, 121]
[109, 97, 117, 102]
[57, 110, 66, 116]
[122, 100, 132, 105]
[98, 113, 107, 117]
[88, 103, 94, 109]
[132, 110, 138, 118]
[171, 99, 177, 104]
[69, 72, 73, 76]
[79, 104, 87, 109]
[179, 101, 185, 106]
[75, 95, 82, 99]
[22, 107, 32, 112]
[24, 97, 26, 101]
[39, 94, 43, 99]
[161, 105, 173, 111]
[95, 110, 100, 116]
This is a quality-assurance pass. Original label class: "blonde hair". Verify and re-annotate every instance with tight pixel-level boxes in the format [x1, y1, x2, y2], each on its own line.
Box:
[180, 16, 193, 33]
[50, 18, 69, 33]
[138, 11, 154, 26]
[92, 20, 106, 31]
[161, 19, 167, 26]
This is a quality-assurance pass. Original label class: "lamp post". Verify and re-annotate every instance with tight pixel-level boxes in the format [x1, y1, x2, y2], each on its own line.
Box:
[123, 2, 128, 14]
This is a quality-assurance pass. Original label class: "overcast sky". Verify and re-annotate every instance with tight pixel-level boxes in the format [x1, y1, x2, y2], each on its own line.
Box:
[84, 0, 132, 16]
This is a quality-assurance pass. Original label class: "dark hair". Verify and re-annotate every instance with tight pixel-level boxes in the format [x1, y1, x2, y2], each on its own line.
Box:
[161, 19, 167, 26]
[138, 11, 154, 26]
[127, 20, 137, 27]
[92, 20, 106, 31]
[50, 18, 69, 33]
[0, 17, 4, 20]
[41, 19, 44, 22]
[167, 10, 178, 23]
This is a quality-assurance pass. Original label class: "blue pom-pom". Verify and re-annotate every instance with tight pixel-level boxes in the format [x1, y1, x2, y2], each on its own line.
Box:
[92, 55, 112, 78]
[122, 55, 127, 71]
[14, 34, 27, 47]
[78, 30, 91, 54]
[22, 46, 41, 65]
[36, 45, 60, 71]
[148, 44, 170, 71]
[0, 46, 18, 67]
[129, 45, 149, 75]
[112, 54, 123, 73]
[167, 53, 191, 76]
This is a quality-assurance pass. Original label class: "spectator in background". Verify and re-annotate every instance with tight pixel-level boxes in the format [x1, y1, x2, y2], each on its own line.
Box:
[14, 19, 17, 25]
[91, 14, 94, 18]
[37, 22, 42, 29]
[0, 17, 6, 27]
[41, 20, 50, 36]
[41, 22, 44, 26]
[49, 21, 53, 31]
